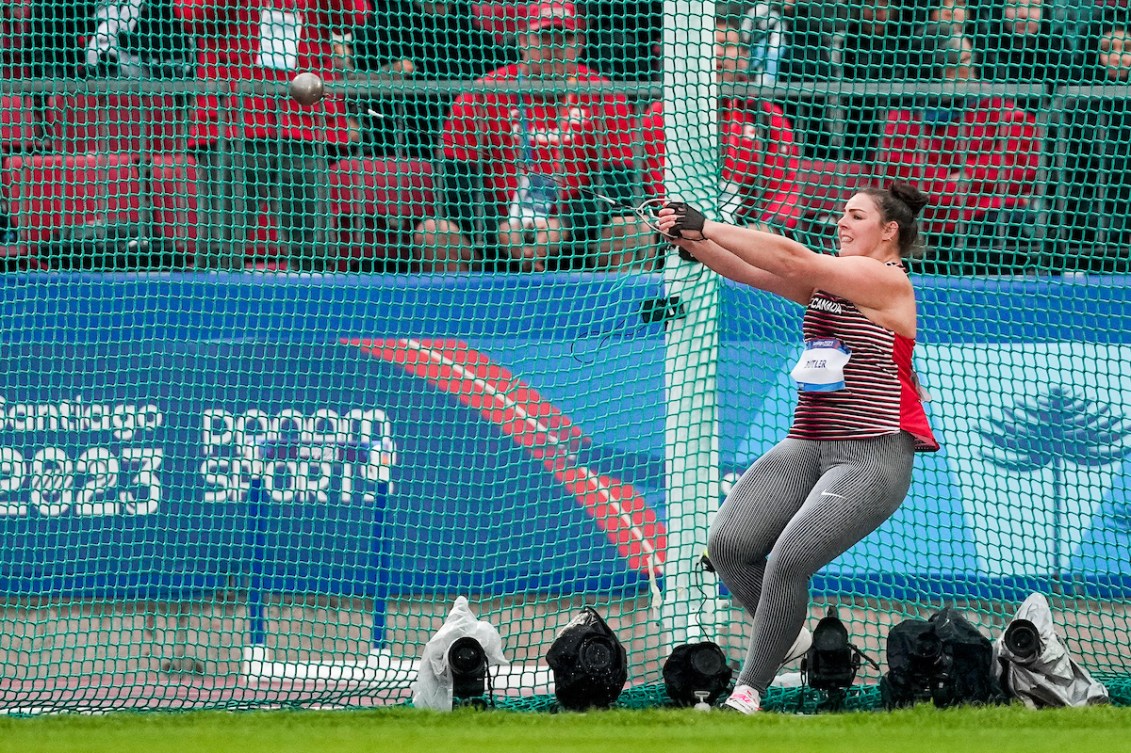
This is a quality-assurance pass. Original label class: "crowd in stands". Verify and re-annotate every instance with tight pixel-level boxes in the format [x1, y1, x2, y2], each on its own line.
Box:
[0, 0, 1129, 274]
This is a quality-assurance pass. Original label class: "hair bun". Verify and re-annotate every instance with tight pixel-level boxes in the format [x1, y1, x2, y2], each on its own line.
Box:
[889, 182, 930, 217]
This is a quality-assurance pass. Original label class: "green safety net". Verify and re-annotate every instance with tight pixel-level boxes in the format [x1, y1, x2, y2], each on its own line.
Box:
[0, 0, 1128, 714]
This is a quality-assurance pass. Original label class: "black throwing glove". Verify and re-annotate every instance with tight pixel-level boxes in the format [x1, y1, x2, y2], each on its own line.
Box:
[664, 201, 708, 241]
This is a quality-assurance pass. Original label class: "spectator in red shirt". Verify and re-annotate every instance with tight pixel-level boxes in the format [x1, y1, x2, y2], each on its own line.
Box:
[640, 18, 801, 234]
[874, 23, 1041, 274]
[415, 0, 654, 272]
[176, 0, 367, 269]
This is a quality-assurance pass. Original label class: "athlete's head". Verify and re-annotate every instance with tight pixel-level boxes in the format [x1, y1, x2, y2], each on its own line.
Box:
[838, 183, 929, 259]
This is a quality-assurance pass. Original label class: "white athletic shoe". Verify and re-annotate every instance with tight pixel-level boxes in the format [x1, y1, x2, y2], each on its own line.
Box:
[781, 626, 813, 667]
[722, 683, 762, 714]
[724, 628, 813, 708]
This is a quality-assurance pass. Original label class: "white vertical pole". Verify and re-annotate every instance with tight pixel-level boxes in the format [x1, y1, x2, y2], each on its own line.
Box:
[660, 0, 719, 653]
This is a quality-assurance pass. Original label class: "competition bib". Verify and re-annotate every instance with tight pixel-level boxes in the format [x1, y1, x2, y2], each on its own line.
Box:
[790, 338, 851, 392]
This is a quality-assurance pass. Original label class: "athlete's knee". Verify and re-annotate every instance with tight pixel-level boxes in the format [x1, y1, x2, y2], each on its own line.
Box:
[707, 524, 757, 575]
[763, 544, 822, 585]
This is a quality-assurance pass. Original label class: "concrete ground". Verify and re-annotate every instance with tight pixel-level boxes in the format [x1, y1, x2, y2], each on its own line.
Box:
[1, 591, 1126, 710]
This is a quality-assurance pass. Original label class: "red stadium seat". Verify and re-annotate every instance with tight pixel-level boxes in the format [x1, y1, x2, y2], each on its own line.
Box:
[0, 95, 38, 153]
[791, 159, 871, 249]
[0, 97, 41, 268]
[1, 152, 143, 267]
[328, 158, 435, 271]
[148, 152, 287, 269]
[43, 93, 189, 156]
[22, 152, 436, 270]
[793, 159, 869, 217]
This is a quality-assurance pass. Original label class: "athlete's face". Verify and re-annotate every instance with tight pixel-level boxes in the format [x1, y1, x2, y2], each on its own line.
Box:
[836, 194, 899, 257]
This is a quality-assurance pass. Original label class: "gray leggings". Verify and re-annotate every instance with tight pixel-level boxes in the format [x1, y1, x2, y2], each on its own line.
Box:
[707, 432, 916, 692]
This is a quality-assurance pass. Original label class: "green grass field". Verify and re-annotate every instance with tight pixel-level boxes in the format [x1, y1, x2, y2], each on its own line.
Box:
[1, 705, 1127, 753]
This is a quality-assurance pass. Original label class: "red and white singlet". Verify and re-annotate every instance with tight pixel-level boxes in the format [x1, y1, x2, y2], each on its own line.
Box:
[787, 288, 939, 452]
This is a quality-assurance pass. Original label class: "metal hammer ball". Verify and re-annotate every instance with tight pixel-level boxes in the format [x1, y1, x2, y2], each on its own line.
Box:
[289, 71, 325, 106]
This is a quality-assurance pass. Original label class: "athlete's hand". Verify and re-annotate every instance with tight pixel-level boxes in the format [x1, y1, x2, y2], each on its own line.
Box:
[658, 202, 707, 241]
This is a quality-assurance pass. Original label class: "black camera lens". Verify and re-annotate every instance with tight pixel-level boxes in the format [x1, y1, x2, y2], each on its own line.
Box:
[1004, 620, 1042, 663]
[907, 631, 947, 679]
[688, 643, 727, 677]
[578, 635, 616, 674]
[913, 633, 943, 662]
[448, 636, 488, 702]
[663, 641, 733, 707]
[449, 637, 486, 674]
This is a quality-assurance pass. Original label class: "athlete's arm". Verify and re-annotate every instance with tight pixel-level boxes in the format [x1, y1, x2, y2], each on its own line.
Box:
[674, 236, 815, 305]
[699, 220, 913, 313]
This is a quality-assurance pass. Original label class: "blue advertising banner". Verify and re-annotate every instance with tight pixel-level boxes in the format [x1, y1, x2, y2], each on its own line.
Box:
[1, 273, 1129, 601]
[0, 274, 671, 599]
